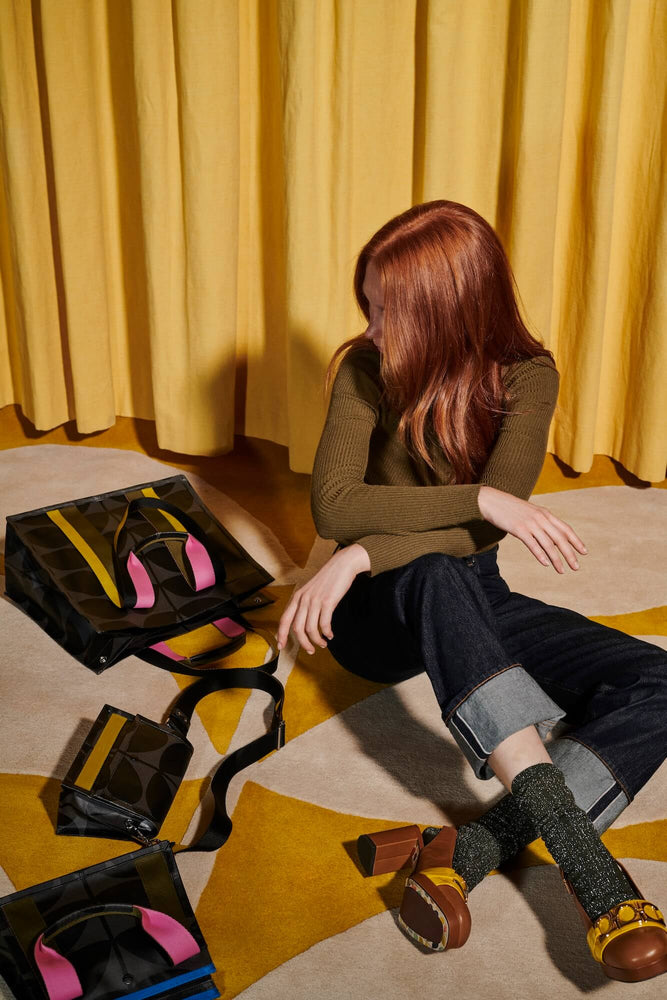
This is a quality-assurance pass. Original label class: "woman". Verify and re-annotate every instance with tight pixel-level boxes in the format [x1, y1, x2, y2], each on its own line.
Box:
[276, 201, 667, 982]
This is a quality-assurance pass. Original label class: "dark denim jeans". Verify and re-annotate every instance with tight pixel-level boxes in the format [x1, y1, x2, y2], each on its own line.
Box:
[328, 547, 667, 831]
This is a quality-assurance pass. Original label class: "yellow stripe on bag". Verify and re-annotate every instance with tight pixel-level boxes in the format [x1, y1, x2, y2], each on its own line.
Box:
[46, 509, 121, 606]
[141, 488, 187, 533]
[74, 713, 128, 790]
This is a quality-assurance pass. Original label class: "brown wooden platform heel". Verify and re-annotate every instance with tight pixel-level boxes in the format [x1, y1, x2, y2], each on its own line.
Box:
[356, 825, 423, 876]
[398, 825, 472, 952]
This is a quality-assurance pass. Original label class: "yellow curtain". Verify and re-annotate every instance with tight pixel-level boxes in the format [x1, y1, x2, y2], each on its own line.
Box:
[0, 0, 665, 480]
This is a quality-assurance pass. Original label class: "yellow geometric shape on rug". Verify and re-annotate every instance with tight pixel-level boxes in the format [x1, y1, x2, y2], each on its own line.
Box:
[196, 782, 410, 998]
[197, 783, 667, 998]
[0, 773, 209, 891]
[588, 606, 667, 636]
[284, 646, 389, 741]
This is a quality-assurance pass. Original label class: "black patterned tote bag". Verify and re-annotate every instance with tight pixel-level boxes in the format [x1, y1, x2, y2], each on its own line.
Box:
[4, 475, 273, 672]
[0, 841, 218, 1000]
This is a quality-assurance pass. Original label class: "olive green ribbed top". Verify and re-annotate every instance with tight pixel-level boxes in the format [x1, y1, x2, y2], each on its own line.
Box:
[311, 345, 559, 576]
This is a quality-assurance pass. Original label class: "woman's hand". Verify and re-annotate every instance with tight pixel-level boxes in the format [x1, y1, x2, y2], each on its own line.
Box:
[477, 485, 587, 573]
[277, 543, 371, 653]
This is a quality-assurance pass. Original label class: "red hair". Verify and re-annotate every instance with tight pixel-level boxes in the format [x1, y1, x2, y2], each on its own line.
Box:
[328, 200, 555, 483]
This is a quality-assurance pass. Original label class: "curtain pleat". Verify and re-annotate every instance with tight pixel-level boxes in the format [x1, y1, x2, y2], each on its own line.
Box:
[0, 0, 665, 479]
[275, 0, 416, 469]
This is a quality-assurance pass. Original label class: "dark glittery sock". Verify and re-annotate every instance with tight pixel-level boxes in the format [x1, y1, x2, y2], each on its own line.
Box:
[449, 795, 539, 892]
[511, 762, 634, 920]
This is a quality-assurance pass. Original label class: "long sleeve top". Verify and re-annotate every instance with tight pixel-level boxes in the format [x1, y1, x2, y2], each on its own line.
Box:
[311, 345, 560, 576]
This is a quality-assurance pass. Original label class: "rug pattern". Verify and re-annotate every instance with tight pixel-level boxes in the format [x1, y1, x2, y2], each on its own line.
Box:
[0, 445, 665, 999]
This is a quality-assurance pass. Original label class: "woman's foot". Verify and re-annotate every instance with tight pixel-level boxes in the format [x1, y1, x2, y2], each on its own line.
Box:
[398, 826, 472, 951]
[563, 864, 667, 982]
[512, 763, 667, 981]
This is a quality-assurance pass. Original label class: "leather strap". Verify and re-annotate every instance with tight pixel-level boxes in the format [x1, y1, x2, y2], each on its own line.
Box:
[126, 487, 192, 587]
[165, 665, 285, 853]
[138, 617, 279, 677]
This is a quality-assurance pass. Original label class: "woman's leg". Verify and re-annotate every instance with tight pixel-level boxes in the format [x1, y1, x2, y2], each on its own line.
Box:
[451, 726, 637, 920]
[487, 724, 552, 787]
[329, 551, 566, 749]
[332, 552, 638, 911]
[335, 550, 666, 972]
[467, 552, 667, 955]
[330, 548, 640, 864]
[483, 556, 667, 813]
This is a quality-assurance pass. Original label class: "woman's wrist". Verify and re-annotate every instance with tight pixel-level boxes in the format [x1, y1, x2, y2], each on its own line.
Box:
[477, 484, 488, 518]
[477, 485, 497, 520]
[338, 542, 371, 574]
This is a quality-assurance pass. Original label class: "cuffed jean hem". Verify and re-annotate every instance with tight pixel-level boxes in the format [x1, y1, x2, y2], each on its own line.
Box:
[549, 736, 630, 833]
[446, 664, 566, 779]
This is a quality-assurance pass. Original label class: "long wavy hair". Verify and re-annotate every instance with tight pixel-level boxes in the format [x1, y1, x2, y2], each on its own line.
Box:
[327, 200, 555, 484]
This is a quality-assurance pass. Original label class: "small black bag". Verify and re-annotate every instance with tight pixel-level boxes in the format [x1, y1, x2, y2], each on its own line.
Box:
[4, 475, 274, 673]
[57, 665, 285, 849]
[0, 840, 218, 1000]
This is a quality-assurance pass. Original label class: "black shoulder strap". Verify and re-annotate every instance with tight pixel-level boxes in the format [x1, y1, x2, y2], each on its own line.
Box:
[166, 666, 285, 853]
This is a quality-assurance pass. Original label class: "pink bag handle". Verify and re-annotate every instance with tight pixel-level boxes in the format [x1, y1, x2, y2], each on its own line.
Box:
[113, 496, 221, 610]
[33, 904, 200, 1000]
[126, 535, 215, 610]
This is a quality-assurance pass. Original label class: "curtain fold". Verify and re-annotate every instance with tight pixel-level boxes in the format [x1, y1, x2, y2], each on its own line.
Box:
[0, 0, 665, 480]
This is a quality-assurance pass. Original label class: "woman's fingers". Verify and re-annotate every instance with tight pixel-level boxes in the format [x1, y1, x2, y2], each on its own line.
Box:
[279, 589, 329, 653]
[277, 596, 298, 649]
[538, 513, 583, 571]
[533, 527, 566, 573]
[305, 600, 328, 650]
[525, 514, 583, 572]
[546, 511, 588, 554]
[291, 597, 316, 654]
[518, 529, 551, 568]
[319, 605, 334, 641]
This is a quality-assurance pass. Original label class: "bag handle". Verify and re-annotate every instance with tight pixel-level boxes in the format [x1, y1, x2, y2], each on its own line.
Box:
[144, 616, 247, 674]
[138, 617, 279, 678]
[34, 903, 200, 1000]
[112, 497, 227, 610]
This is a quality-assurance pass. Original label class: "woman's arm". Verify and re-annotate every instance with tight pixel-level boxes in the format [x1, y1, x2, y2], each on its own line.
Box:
[351, 523, 505, 576]
[311, 354, 484, 538]
[332, 360, 584, 575]
[350, 488, 585, 578]
[312, 354, 560, 540]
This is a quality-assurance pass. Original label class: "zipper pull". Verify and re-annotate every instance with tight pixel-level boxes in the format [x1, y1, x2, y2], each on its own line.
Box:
[125, 819, 158, 847]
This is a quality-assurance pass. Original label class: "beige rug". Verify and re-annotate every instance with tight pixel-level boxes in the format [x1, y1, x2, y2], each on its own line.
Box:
[0, 444, 665, 998]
